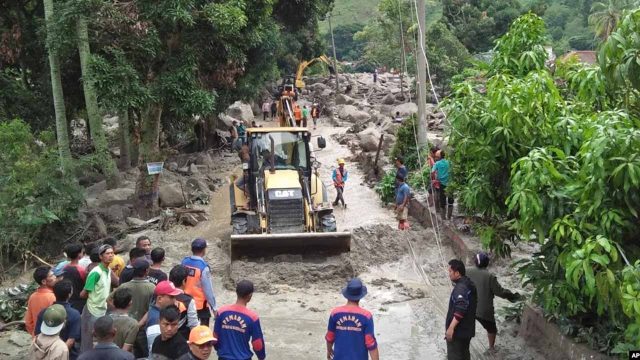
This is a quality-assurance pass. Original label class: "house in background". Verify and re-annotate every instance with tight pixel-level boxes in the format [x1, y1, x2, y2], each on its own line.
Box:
[560, 50, 597, 65]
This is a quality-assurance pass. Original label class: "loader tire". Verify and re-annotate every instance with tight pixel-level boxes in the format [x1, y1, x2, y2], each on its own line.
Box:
[319, 214, 337, 232]
[232, 215, 248, 235]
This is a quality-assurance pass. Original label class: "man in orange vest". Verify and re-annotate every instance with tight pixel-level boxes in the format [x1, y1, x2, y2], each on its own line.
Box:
[293, 104, 302, 126]
[332, 159, 348, 208]
[181, 238, 217, 326]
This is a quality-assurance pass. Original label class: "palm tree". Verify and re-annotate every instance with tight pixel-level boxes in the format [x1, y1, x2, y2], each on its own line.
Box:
[588, 0, 638, 40]
[43, 0, 72, 172]
[76, 14, 119, 188]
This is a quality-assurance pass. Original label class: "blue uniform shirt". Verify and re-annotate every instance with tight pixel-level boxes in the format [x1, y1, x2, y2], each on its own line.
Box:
[325, 305, 377, 360]
[214, 304, 266, 360]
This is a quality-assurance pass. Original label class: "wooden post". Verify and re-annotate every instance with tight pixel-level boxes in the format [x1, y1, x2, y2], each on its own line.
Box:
[373, 134, 385, 176]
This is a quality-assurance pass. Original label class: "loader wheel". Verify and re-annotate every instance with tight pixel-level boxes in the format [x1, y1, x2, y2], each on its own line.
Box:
[319, 214, 337, 232]
[232, 215, 248, 235]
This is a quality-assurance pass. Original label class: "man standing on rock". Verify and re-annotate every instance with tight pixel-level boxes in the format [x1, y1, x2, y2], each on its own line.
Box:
[445, 259, 477, 360]
[213, 280, 265, 360]
[80, 244, 114, 352]
[182, 238, 218, 326]
[332, 159, 348, 208]
[326, 278, 379, 360]
[395, 174, 411, 230]
[466, 252, 521, 352]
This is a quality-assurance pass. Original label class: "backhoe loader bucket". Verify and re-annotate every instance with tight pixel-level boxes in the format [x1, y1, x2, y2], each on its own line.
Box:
[230, 231, 351, 259]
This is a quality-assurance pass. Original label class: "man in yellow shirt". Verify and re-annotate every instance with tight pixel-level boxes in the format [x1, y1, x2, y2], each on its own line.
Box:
[104, 237, 126, 277]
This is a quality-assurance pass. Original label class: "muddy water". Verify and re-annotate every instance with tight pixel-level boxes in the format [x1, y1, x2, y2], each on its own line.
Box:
[159, 119, 543, 360]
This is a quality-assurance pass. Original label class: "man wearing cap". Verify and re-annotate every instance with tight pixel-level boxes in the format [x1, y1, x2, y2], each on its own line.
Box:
[213, 280, 265, 360]
[109, 259, 155, 322]
[395, 174, 411, 230]
[466, 252, 521, 352]
[332, 159, 348, 208]
[108, 258, 155, 357]
[146, 280, 185, 354]
[78, 315, 135, 360]
[119, 247, 147, 285]
[35, 280, 81, 359]
[326, 278, 379, 360]
[29, 304, 69, 360]
[80, 244, 114, 352]
[446, 259, 477, 360]
[25, 265, 57, 336]
[184, 325, 216, 359]
[182, 238, 218, 326]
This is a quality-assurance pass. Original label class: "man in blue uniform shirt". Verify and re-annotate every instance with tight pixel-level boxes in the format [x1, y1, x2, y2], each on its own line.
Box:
[326, 278, 379, 360]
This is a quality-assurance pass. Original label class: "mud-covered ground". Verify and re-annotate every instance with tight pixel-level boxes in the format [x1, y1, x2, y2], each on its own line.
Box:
[0, 117, 545, 360]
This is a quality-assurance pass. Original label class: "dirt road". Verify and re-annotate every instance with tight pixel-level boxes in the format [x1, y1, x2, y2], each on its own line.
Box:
[153, 117, 545, 360]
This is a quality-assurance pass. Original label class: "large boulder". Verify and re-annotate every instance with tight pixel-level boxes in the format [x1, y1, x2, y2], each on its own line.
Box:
[159, 183, 186, 208]
[338, 105, 371, 123]
[392, 102, 418, 117]
[309, 82, 329, 93]
[226, 101, 254, 121]
[357, 127, 382, 152]
[335, 94, 356, 105]
[382, 93, 396, 105]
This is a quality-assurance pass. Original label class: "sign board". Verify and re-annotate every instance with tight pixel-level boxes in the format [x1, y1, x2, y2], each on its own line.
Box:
[146, 162, 164, 175]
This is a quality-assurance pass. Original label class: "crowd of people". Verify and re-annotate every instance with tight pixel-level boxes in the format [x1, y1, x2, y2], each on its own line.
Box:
[24, 232, 519, 360]
[25, 236, 269, 360]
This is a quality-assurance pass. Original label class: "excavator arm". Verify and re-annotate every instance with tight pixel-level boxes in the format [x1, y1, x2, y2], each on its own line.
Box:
[295, 55, 336, 89]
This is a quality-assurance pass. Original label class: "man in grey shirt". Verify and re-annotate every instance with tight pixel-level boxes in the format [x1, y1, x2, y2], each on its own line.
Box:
[466, 252, 521, 352]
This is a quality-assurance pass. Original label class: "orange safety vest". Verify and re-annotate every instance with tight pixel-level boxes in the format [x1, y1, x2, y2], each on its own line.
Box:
[311, 107, 319, 118]
[181, 257, 209, 310]
[294, 106, 302, 122]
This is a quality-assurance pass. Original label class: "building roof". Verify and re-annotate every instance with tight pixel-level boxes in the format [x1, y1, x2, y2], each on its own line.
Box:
[560, 51, 597, 65]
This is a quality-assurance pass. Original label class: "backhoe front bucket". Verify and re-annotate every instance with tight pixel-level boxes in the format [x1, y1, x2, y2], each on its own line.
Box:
[230, 232, 351, 259]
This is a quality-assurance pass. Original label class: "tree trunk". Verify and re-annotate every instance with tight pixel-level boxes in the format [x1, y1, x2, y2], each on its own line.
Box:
[130, 109, 141, 167]
[43, 0, 71, 172]
[76, 15, 119, 188]
[117, 109, 131, 170]
[134, 103, 163, 219]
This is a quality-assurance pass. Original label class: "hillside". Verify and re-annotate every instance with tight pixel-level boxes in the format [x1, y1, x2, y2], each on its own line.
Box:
[319, 0, 380, 33]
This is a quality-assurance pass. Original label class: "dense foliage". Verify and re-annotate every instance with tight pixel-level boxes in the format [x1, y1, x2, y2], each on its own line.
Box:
[444, 11, 640, 353]
[0, 119, 83, 260]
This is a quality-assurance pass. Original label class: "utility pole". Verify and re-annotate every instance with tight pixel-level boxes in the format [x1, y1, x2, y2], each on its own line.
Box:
[416, 0, 428, 148]
[328, 13, 340, 93]
[398, 20, 406, 100]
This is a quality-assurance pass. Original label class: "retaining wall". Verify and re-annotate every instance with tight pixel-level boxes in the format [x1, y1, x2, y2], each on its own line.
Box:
[408, 197, 614, 360]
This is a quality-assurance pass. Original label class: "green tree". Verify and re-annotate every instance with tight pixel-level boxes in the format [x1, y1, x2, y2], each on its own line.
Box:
[43, 0, 71, 172]
[588, 0, 638, 40]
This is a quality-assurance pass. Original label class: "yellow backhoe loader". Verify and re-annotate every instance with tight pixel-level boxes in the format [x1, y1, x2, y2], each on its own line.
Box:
[229, 127, 351, 258]
[295, 55, 335, 90]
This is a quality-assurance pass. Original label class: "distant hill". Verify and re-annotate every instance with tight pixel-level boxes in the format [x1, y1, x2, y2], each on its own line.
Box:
[319, 0, 380, 33]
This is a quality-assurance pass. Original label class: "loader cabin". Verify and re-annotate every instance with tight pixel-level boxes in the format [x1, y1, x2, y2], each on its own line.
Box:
[245, 127, 325, 209]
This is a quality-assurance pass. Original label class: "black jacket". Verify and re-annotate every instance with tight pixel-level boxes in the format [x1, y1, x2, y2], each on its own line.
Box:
[445, 275, 478, 339]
